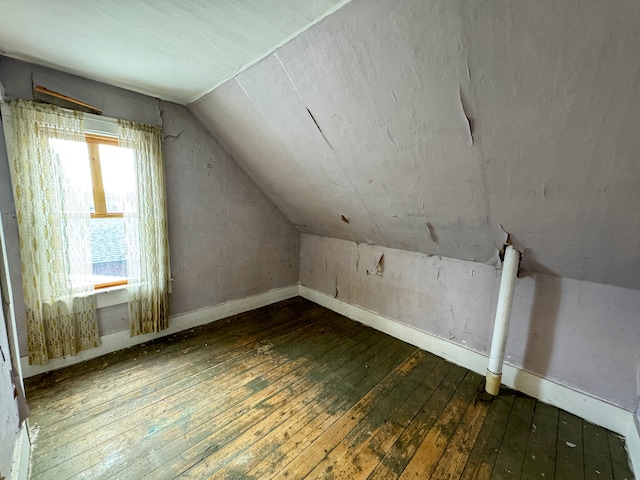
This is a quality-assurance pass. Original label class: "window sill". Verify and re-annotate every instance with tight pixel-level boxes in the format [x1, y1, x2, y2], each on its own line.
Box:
[95, 285, 128, 309]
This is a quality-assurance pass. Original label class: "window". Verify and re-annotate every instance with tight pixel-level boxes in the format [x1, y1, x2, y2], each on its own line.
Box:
[49, 134, 136, 289]
[4, 99, 170, 365]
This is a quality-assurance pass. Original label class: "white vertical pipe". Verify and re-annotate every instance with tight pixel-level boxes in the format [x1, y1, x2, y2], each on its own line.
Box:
[486, 245, 520, 395]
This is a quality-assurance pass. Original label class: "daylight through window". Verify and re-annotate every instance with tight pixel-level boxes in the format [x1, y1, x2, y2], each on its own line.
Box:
[49, 134, 136, 289]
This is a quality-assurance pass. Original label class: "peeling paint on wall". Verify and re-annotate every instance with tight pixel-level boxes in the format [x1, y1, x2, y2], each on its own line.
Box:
[427, 222, 439, 245]
[458, 85, 474, 146]
[192, 0, 640, 289]
[366, 253, 384, 276]
[300, 234, 640, 412]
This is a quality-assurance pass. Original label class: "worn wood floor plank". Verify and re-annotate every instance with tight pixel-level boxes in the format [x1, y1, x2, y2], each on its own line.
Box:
[151, 327, 400, 479]
[72, 313, 375, 480]
[32, 308, 351, 477]
[584, 421, 614, 480]
[459, 390, 516, 480]
[521, 401, 559, 480]
[397, 371, 484, 479]
[429, 387, 492, 480]
[556, 409, 585, 480]
[303, 350, 435, 479]
[240, 341, 420, 480]
[259, 342, 417, 479]
[314, 356, 451, 480]
[367, 366, 468, 480]
[608, 431, 635, 480]
[24, 297, 634, 480]
[29, 300, 316, 435]
[490, 395, 536, 479]
[26, 299, 312, 399]
[31, 310, 339, 470]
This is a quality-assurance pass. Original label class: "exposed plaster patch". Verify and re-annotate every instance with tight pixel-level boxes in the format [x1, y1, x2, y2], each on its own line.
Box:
[367, 254, 384, 276]
[306, 107, 334, 150]
[498, 224, 527, 258]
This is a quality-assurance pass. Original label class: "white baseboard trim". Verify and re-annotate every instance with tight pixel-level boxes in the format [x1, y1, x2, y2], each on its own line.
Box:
[627, 415, 640, 478]
[21, 285, 298, 378]
[298, 285, 636, 442]
[10, 424, 30, 480]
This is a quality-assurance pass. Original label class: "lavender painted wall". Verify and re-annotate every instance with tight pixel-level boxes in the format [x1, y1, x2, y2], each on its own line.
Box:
[0, 56, 300, 356]
[300, 234, 640, 412]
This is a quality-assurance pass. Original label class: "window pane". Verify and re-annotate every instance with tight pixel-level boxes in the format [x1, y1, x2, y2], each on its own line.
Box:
[90, 217, 127, 280]
[99, 144, 135, 213]
[48, 138, 94, 213]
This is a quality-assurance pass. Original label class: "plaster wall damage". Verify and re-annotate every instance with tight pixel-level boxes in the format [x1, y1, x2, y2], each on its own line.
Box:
[0, 56, 300, 356]
[300, 234, 640, 413]
[191, 0, 640, 290]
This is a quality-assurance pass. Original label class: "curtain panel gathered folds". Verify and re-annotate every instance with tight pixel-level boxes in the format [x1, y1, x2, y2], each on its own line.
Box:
[8, 100, 98, 365]
[118, 120, 170, 336]
[7, 100, 170, 365]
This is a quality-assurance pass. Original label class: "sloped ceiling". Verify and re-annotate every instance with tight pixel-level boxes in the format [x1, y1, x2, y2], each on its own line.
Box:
[191, 0, 640, 289]
[0, 0, 350, 103]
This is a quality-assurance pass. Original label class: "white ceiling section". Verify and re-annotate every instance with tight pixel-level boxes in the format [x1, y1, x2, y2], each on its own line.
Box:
[190, 0, 640, 289]
[0, 0, 351, 103]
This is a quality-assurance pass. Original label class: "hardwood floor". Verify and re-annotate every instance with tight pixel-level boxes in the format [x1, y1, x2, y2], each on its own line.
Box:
[24, 297, 634, 479]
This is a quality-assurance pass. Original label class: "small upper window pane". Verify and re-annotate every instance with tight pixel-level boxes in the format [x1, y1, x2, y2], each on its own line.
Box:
[99, 144, 135, 213]
[48, 138, 94, 213]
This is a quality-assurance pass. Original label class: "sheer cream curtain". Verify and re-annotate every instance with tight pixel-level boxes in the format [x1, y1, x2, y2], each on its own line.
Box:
[7, 100, 98, 365]
[118, 120, 170, 336]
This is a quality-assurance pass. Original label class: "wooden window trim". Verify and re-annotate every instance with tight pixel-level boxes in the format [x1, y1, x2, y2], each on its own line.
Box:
[85, 133, 118, 146]
[94, 279, 128, 290]
[90, 213, 124, 219]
